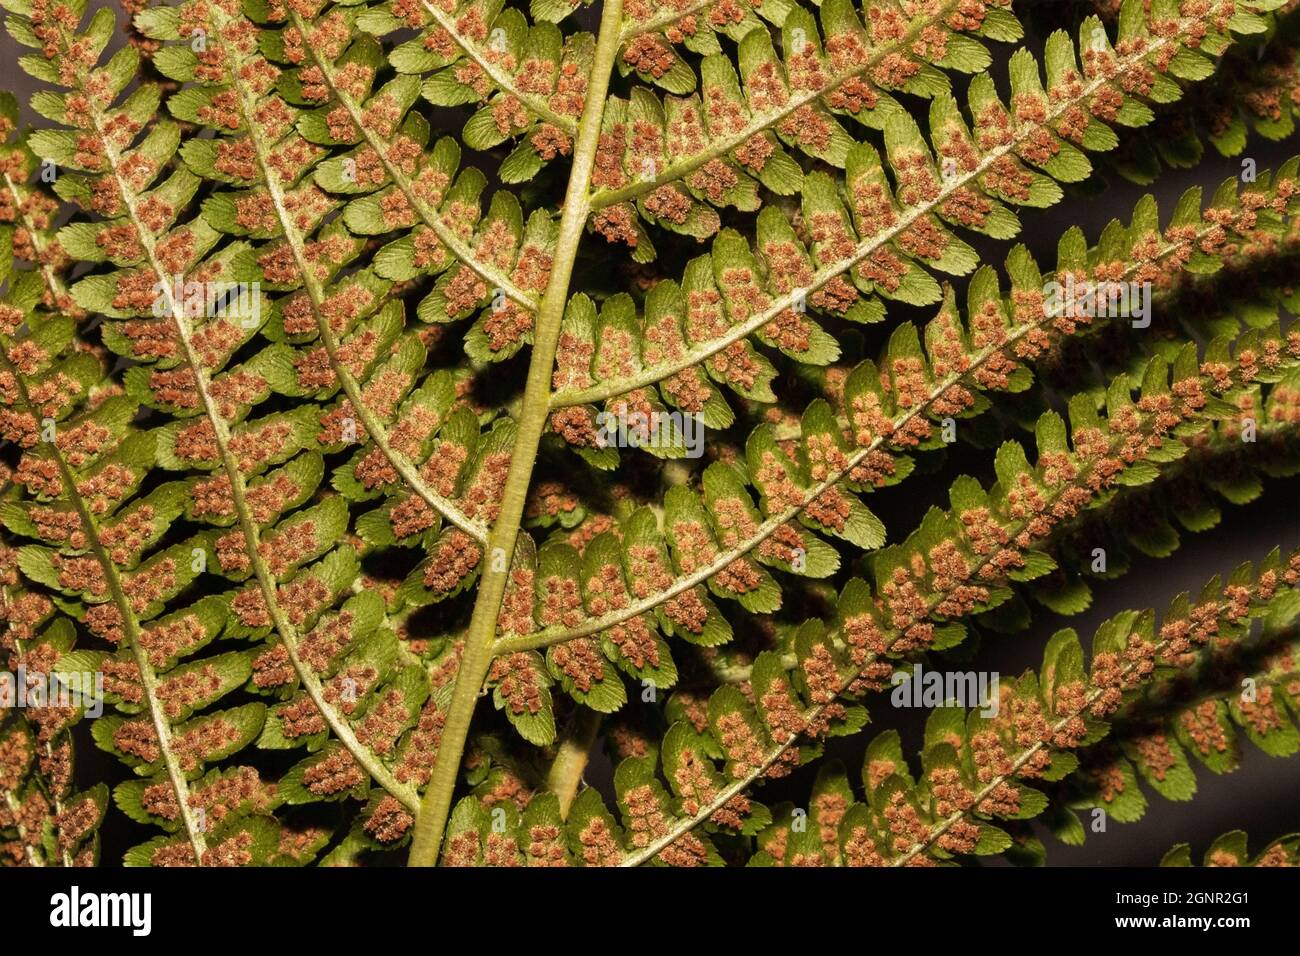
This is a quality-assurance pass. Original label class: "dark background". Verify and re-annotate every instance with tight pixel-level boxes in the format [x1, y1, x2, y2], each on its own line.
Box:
[1, 0, 1297, 866]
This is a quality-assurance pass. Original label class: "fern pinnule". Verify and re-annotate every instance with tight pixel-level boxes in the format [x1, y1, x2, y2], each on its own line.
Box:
[619, 0, 760, 51]
[1, 0, 436, 860]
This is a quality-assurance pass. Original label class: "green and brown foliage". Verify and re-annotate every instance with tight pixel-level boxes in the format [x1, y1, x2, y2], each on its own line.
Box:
[0, 0, 1297, 867]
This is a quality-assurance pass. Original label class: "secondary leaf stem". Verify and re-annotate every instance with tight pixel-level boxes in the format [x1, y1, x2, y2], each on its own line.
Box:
[293, 16, 538, 313]
[416, 0, 579, 134]
[182, 3, 423, 809]
[0, 350, 209, 862]
[620, 0, 721, 42]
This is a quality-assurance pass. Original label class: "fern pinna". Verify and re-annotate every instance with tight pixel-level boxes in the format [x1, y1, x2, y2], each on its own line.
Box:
[0, 0, 1297, 870]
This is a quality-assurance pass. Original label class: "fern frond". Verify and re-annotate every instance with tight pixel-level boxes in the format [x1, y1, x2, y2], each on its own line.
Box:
[1112, 7, 1300, 181]
[584, 0, 1266, 270]
[516, 166, 1299, 656]
[367, 0, 584, 138]
[1, 0, 1295, 870]
[0, 0, 466, 861]
[558, 78, 1290, 428]
[591, 0, 1021, 248]
[746, 546, 1299, 865]
[519, 326, 1300, 865]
